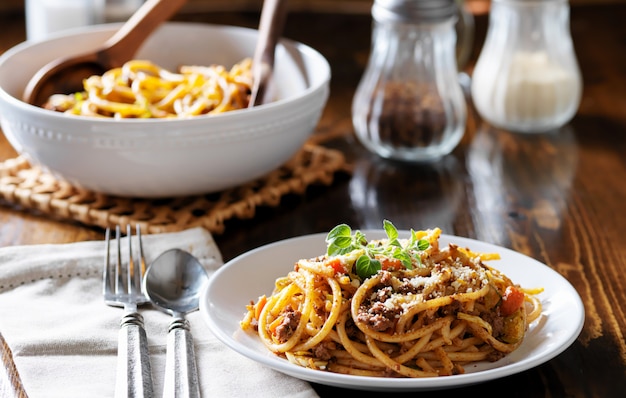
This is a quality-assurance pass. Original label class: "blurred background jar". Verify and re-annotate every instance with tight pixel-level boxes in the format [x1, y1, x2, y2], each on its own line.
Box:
[103, 0, 144, 22]
[471, 0, 582, 133]
[25, 0, 105, 41]
[352, 0, 467, 162]
[25, 0, 144, 41]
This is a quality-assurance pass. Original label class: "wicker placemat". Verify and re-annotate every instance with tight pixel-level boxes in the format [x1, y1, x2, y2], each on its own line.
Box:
[0, 144, 349, 234]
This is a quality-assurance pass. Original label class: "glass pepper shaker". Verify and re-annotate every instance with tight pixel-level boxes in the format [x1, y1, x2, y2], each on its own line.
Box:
[471, 0, 582, 133]
[352, 0, 467, 162]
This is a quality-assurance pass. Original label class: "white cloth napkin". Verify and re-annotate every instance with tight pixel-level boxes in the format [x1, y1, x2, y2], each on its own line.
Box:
[0, 227, 318, 398]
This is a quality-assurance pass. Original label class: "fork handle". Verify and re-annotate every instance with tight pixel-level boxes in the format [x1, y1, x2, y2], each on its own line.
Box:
[163, 318, 200, 398]
[116, 312, 154, 398]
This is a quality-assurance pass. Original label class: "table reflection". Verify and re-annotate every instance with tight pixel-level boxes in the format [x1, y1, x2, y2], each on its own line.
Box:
[349, 154, 463, 232]
[466, 122, 578, 248]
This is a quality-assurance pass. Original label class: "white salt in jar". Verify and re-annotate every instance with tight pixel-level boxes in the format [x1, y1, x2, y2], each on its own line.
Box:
[471, 0, 582, 133]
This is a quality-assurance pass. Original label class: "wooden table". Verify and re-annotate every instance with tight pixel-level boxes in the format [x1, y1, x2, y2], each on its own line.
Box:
[1, 3, 625, 397]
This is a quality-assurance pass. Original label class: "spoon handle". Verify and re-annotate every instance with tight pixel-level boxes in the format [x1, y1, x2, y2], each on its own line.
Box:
[101, 0, 188, 67]
[249, 0, 288, 107]
[163, 318, 200, 398]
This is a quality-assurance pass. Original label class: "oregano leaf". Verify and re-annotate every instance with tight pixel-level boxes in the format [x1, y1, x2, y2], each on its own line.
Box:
[356, 255, 381, 279]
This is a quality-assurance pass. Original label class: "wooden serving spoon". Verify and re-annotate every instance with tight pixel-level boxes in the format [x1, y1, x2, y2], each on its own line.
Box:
[248, 0, 288, 107]
[22, 0, 187, 107]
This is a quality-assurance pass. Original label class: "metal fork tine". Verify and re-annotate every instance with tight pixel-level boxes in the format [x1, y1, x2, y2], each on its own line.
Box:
[126, 224, 133, 296]
[115, 225, 123, 295]
[135, 224, 145, 295]
[103, 227, 113, 297]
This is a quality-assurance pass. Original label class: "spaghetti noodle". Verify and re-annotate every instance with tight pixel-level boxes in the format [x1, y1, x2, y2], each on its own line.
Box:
[43, 58, 253, 119]
[241, 221, 543, 377]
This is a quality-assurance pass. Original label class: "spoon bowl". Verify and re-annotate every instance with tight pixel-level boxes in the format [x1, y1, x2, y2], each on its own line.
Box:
[144, 248, 208, 398]
[144, 249, 208, 316]
[22, 0, 186, 106]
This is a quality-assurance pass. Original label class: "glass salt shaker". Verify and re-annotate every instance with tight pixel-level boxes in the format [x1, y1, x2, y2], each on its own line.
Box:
[471, 0, 582, 133]
[352, 0, 467, 162]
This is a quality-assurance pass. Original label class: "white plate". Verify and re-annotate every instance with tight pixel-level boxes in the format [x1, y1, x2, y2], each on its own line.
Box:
[200, 231, 584, 391]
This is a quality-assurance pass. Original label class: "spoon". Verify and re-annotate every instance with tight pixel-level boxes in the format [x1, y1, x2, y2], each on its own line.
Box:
[248, 0, 288, 107]
[22, 0, 187, 106]
[143, 248, 209, 398]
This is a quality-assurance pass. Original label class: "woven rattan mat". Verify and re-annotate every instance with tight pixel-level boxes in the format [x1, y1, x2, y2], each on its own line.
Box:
[0, 144, 349, 234]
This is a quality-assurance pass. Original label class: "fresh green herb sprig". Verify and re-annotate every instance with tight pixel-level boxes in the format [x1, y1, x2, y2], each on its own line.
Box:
[325, 220, 430, 280]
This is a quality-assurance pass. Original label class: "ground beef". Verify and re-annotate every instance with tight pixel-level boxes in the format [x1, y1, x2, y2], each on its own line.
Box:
[487, 350, 507, 362]
[438, 300, 462, 316]
[357, 301, 400, 332]
[396, 279, 420, 295]
[376, 286, 393, 302]
[379, 271, 393, 285]
[313, 341, 336, 361]
[274, 305, 301, 343]
[482, 310, 505, 337]
[354, 271, 404, 332]
[344, 318, 360, 339]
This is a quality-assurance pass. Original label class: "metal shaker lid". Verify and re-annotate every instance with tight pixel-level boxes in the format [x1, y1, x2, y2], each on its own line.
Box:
[372, 0, 458, 23]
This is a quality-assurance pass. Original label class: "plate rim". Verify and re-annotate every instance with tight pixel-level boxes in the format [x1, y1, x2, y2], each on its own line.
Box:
[200, 231, 585, 391]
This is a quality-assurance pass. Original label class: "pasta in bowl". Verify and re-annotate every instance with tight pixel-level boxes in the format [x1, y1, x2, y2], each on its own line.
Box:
[241, 221, 543, 378]
[43, 58, 254, 119]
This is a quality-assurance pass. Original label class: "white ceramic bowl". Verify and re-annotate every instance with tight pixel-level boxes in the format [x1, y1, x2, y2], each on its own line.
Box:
[0, 22, 330, 197]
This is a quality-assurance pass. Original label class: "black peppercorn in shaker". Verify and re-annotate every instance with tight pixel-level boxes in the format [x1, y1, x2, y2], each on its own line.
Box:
[352, 0, 466, 162]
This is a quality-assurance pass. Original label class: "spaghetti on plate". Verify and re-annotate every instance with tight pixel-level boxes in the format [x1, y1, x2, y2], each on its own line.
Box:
[44, 59, 252, 119]
[241, 221, 543, 377]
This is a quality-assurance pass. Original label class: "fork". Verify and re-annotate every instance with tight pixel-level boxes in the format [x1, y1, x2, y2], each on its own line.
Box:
[104, 224, 154, 398]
